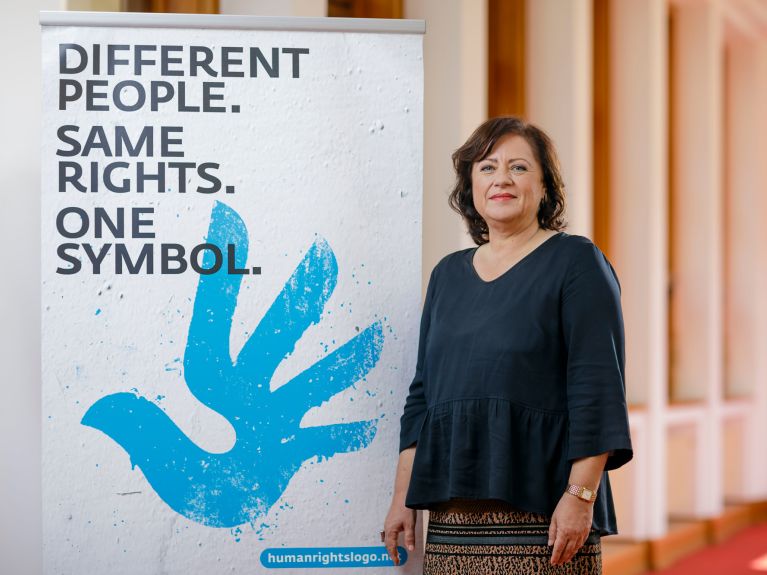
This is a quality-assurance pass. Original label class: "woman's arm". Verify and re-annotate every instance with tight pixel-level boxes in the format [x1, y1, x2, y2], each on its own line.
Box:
[384, 264, 440, 565]
[561, 241, 633, 471]
[550, 242, 633, 566]
[383, 445, 417, 565]
[568, 452, 610, 492]
[548, 452, 609, 566]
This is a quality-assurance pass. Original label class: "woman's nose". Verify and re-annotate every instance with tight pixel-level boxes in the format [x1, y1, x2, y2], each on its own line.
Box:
[493, 169, 512, 186]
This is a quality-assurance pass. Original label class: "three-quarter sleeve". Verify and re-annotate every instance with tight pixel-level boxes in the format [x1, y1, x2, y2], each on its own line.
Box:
[562, 241, 633, 471]
[398, 267, 437, 453]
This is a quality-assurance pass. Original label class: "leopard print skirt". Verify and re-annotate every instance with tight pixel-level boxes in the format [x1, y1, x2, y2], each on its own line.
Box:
[423, 499, 602, 575]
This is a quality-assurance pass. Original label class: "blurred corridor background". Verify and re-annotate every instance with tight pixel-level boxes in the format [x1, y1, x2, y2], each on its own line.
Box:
[2, 1, 766, 574]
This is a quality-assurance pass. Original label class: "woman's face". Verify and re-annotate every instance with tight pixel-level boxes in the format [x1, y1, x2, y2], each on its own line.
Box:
[471, 133, 545, 232]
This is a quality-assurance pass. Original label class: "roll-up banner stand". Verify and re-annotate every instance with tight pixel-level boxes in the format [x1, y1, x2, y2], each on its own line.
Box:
[41, 12, 424, 574]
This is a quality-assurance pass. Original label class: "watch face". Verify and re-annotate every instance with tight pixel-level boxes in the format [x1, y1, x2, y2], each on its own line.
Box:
[582, 489, 593, 500]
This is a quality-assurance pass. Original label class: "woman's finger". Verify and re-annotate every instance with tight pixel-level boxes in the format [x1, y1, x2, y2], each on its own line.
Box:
[404, 517, 416, 552]
[385, 526, 401, 565]
[550, 530, 566, 565]
[560, 536, 580, 564]
[547, 515, 557, 547]
[564, 529, 591, 564]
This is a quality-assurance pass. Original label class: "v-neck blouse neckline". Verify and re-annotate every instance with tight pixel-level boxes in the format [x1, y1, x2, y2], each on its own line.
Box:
[468, 231, 566, 284]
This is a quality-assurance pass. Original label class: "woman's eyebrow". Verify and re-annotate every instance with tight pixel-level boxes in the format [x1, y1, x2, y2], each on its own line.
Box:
[480, 157, 531, 163]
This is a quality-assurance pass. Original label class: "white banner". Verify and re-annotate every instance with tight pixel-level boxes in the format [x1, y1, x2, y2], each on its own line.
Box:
[41, 13, 423, 574]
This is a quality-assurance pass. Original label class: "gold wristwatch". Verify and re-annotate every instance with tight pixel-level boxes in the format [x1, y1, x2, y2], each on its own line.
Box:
[566, 483, 597, 503]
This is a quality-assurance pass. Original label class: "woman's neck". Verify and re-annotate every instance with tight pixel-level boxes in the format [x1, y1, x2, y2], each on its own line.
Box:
[484, 221, 541, 257]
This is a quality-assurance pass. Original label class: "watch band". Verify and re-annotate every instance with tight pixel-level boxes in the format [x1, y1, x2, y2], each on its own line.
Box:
[566, 483, 597, 503]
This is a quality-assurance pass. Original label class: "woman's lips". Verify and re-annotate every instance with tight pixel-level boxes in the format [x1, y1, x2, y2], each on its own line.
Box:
[490, 194, 516, 200]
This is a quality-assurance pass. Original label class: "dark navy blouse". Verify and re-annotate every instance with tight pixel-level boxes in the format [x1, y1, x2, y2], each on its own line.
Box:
[398, 231, 633, 536]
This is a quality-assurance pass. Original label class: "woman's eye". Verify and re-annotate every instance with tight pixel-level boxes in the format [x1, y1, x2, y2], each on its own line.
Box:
[510, 164, 528, 174]
[479, 165, 494, 173]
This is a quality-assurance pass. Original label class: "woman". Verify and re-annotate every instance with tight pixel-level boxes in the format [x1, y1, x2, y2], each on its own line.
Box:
[382, 116, 633, 574]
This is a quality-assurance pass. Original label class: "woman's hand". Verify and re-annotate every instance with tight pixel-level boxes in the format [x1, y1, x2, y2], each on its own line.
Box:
[547, 492, 594, 565]
[383, 500, 417, 566]
[384, 446, 418, 565]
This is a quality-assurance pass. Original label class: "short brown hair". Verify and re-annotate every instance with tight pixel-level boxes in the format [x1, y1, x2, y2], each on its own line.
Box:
[449, 116, 567, 245]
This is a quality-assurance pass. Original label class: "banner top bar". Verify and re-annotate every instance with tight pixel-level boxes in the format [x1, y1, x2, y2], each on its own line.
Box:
[39, 11, 425, 35]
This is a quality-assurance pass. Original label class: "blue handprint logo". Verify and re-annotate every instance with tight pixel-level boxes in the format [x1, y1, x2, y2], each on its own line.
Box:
[82, 202, 384, 528]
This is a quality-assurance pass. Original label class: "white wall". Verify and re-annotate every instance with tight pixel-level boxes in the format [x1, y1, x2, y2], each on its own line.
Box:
[526, 0, 593, 236]
[220, 0, 326, 17]
[0, 3, 60, 574]
[405, 0, 487, 290]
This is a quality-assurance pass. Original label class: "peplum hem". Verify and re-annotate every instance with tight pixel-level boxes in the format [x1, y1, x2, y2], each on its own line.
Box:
[404, 397, 620, 536]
